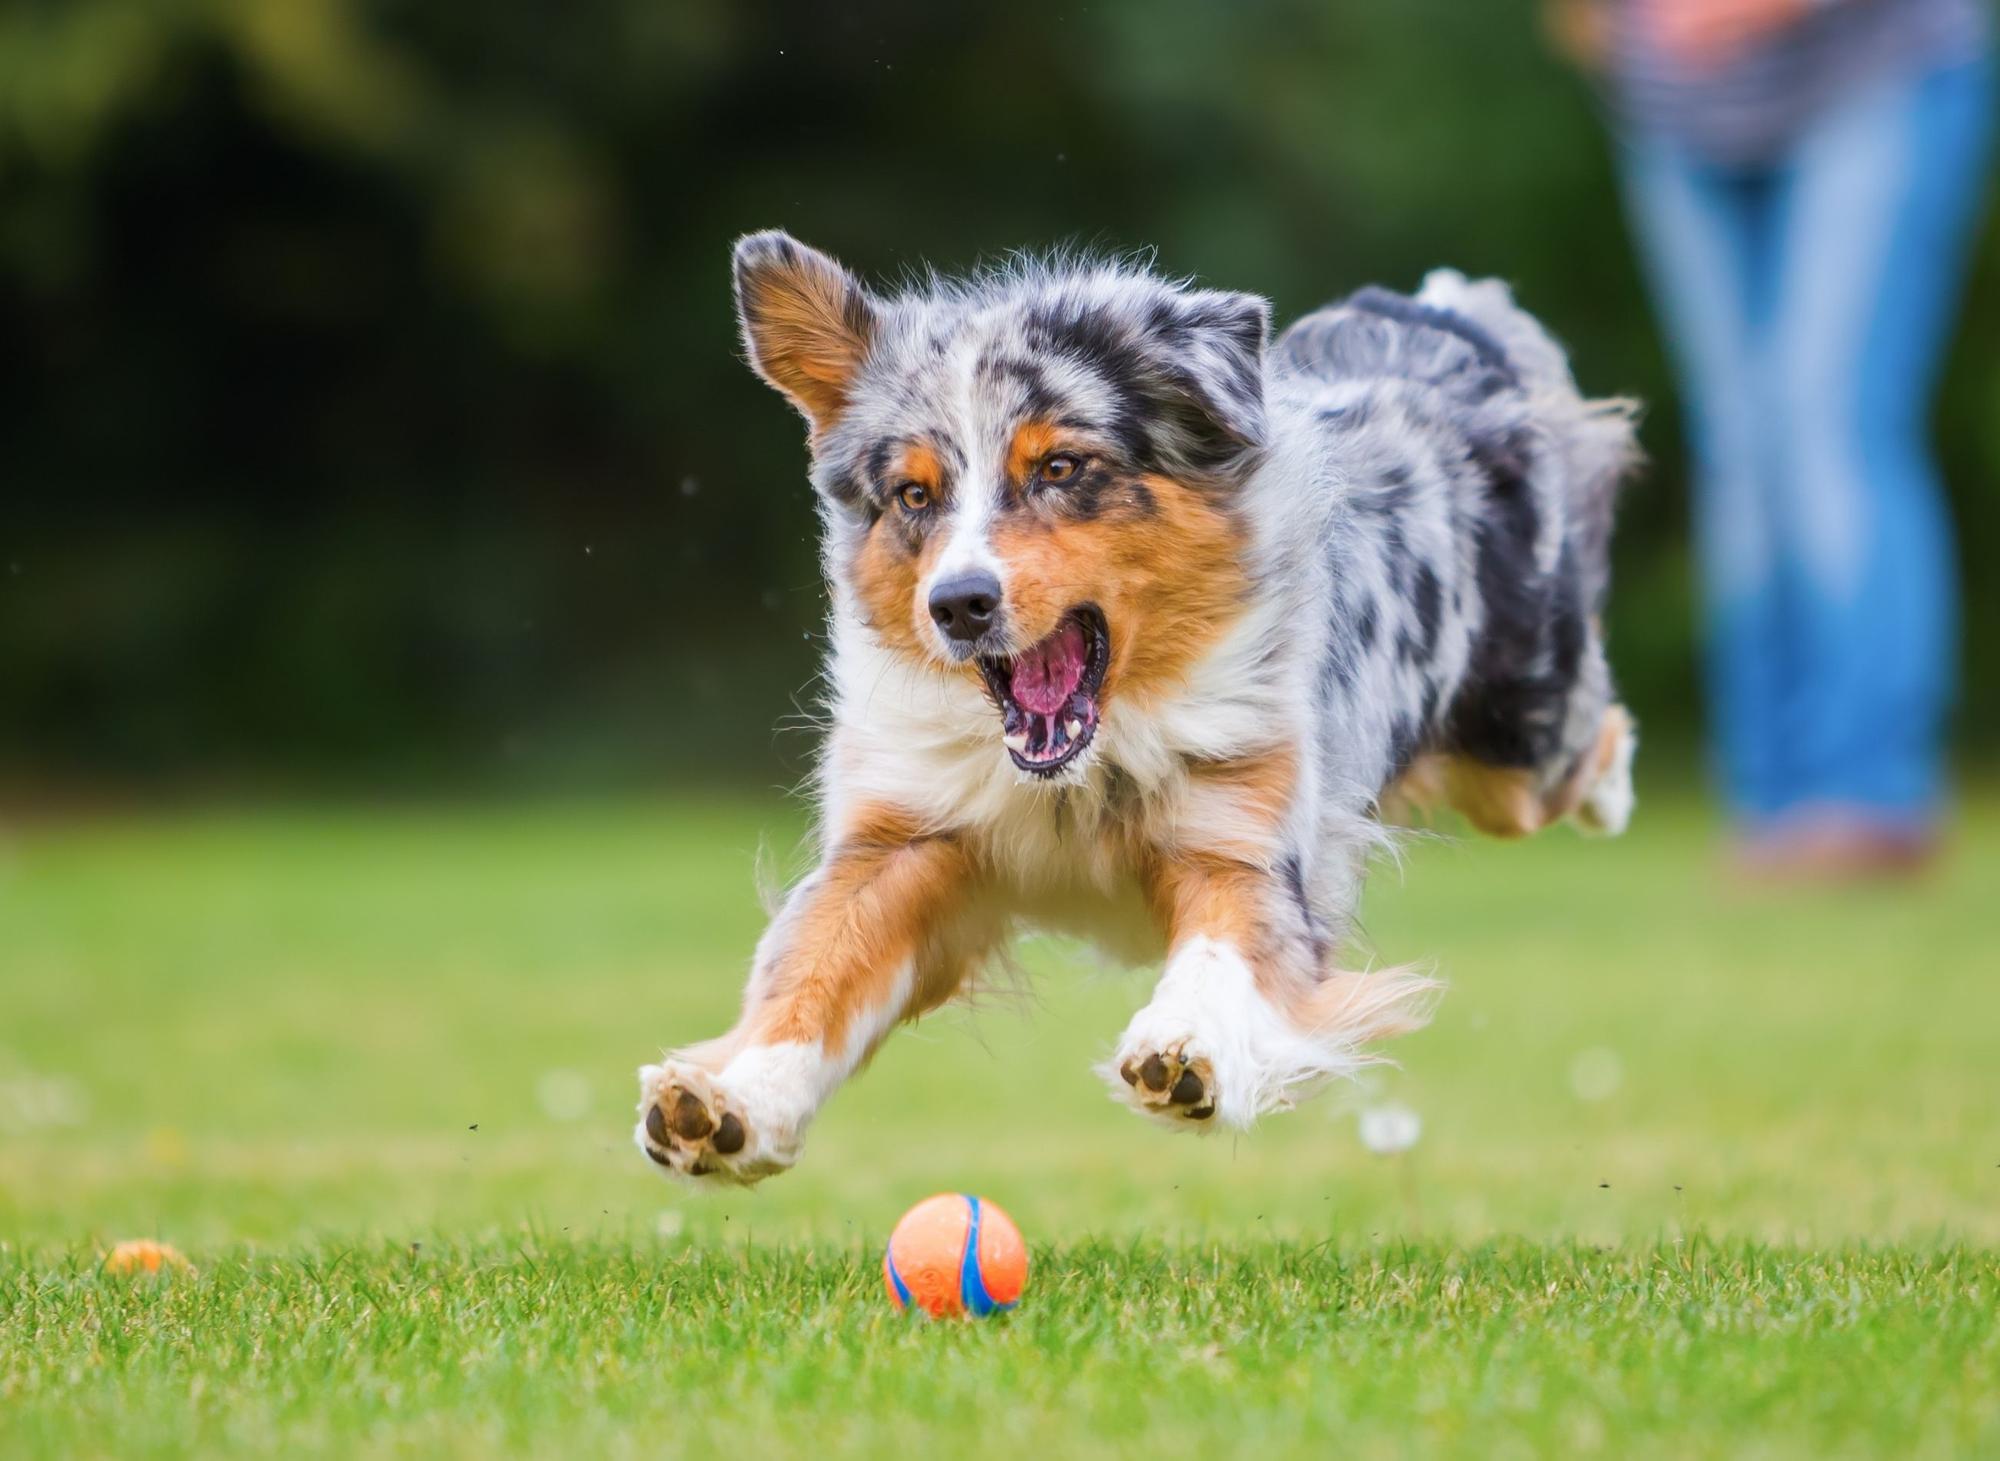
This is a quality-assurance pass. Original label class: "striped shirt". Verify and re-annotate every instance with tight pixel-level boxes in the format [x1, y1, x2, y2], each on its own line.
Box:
[1608, 0, 1993, 163]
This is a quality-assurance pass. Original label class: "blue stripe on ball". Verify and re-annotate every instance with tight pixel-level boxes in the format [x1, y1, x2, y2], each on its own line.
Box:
[885, 1248, 913, 1310]
[958, 1194, 1017, 1316]
[958, 1194, 994, 1316]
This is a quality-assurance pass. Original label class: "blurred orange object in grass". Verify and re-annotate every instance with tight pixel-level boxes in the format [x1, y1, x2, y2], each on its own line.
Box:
[103, 1239, 193, 1276]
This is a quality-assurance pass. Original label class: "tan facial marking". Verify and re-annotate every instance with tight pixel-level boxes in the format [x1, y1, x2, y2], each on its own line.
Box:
[1006, 421, 1070, 485]
[987, 471, 1246, 697]
[846, 440, 968, 663]
[896, 441, 946, 496]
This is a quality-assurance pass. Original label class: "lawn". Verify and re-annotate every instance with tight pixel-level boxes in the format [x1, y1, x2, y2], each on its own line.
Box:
[3, 787, 1998, 1457]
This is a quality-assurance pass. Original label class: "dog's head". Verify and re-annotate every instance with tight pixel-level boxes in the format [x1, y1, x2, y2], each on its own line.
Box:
[733, 230, 1267, 778]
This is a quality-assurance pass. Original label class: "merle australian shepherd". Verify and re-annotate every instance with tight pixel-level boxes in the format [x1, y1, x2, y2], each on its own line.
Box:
[636, 231, 1638, 1183]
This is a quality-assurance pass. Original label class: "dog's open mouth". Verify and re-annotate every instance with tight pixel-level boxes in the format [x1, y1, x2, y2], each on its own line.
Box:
[978, 606, 1109, 776]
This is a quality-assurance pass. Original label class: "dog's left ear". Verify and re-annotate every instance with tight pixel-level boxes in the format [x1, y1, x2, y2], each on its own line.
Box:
[733, 230, 879, 436]
[1145, 288, 1271, 475]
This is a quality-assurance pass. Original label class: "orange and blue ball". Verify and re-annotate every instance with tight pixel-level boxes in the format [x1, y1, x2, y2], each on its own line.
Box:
[882, 1193, 1028, 1318]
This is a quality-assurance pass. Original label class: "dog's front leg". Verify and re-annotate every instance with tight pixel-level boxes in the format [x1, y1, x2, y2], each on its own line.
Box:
[1106, 851, 1433, 1130]
[635, 812, 979, 1184]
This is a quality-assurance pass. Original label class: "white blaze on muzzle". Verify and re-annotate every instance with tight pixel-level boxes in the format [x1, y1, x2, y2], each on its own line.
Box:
[922, 478, 1007, 644]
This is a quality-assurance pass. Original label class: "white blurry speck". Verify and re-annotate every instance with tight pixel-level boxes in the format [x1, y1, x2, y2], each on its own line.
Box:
[0, 1054, 88, 1133]
[583, 544, 593, 556]
[654, 1209, 685, 1239]
[679, 475, 700, 497]
[536, 1068, 592, 1122]
[761, 588, 782, 611]
[1570, 1047, 1623, 1103]
[1357, 1102, 1421, 1156]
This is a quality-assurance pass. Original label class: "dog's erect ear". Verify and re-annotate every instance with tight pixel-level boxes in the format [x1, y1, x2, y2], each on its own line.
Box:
[1137, 287, 1271, 478]
[733, 231, 879, 435]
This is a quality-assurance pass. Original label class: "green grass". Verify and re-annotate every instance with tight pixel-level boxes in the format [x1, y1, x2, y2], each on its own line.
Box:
[6, 1240, 1996, 1458]
[4, 787, 1999, 1457]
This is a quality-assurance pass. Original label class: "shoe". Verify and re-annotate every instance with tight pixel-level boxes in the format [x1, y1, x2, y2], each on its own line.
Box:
[1728, 807, 1941, 887]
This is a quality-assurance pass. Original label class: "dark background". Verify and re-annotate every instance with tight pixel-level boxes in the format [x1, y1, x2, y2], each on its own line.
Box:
[5, 0, 1997, 795]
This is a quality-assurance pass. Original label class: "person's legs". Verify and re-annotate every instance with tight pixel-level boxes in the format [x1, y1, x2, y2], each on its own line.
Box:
[1618, 142, 1792, 821]
[1763, 56, 1996, 834]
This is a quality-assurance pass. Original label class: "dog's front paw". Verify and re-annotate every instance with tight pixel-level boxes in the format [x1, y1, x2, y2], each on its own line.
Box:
[1106, 1038, 1218, 1127]
[634, 1060, 795, 1186]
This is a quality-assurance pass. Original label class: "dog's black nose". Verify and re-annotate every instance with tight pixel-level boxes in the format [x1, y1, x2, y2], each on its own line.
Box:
[928, 571, 1002, 642]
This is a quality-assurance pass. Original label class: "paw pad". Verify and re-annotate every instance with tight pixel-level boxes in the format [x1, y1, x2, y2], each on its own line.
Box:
[637, 1069, 754, 1181]
[1117, 1046, 1216, 1122]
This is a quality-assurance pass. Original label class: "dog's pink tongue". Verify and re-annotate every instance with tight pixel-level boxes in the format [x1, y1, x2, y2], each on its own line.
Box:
[1010, 619, 1087, 715]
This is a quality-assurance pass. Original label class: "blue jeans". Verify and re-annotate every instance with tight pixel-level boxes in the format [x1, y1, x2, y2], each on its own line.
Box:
[1619, 56, 1995, 832]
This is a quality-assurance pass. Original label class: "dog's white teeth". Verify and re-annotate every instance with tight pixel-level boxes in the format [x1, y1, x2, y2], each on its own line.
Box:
[1065, 718, 1083, 740]
[1004, 730, 1028, 752]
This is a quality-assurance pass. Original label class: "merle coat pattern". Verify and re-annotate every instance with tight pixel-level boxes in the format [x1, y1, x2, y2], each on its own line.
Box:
[634, 233, 1638, 1185]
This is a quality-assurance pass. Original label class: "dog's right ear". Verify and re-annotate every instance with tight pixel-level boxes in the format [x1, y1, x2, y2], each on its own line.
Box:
[732, 231, 878, 436]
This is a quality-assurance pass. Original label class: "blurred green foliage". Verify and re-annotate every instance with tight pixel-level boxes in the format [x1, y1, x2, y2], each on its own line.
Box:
[4, 0, 1996, 788]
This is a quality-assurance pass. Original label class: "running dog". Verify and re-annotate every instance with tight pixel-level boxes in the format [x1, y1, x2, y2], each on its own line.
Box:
[636, 231, 1638, 1183]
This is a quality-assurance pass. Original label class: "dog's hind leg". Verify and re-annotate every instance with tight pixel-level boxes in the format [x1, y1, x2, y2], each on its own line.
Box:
[1388, 596, 1637, 842]
[1569, 702, 1637, 835]
[635, 807, 993, 1185]
[1389, 702, 1637, 839]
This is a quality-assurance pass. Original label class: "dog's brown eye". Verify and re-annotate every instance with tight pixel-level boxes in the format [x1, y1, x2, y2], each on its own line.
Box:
[898, 483, 931, 512]
[1039, 453, 1082, 485]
